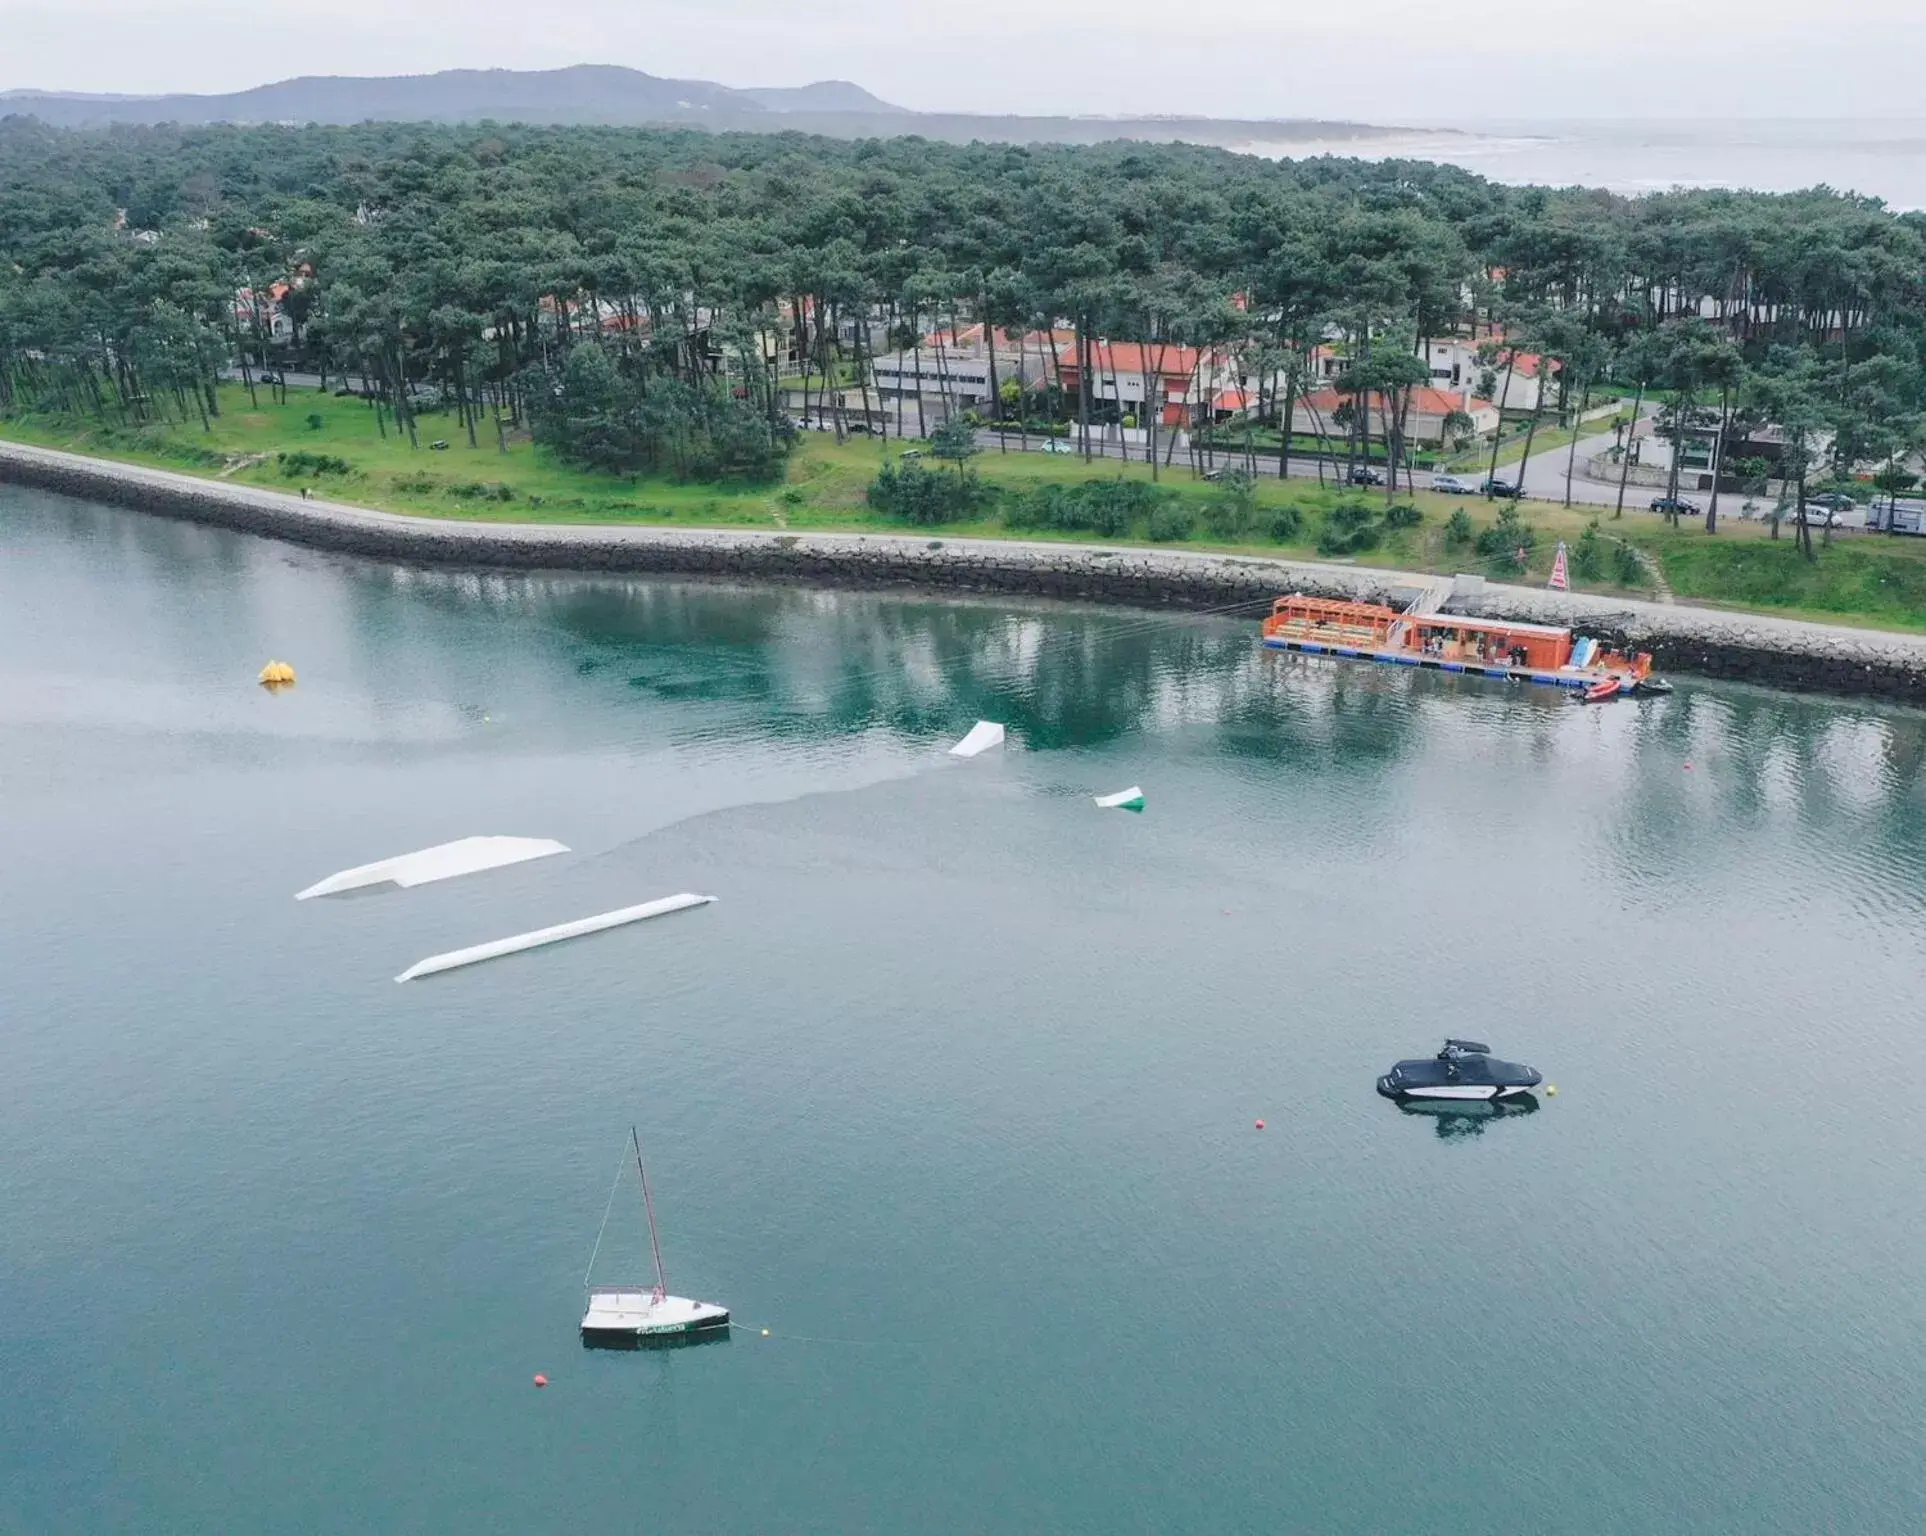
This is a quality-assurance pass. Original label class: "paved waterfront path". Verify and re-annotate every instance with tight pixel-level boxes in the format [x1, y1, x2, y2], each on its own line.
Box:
[4, 438, 1925, 702]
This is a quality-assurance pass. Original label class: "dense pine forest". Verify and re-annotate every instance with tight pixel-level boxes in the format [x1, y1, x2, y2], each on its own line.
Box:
[3, 115, 1925, 556]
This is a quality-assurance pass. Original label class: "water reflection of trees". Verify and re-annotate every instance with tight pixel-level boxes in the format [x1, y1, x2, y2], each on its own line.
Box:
[40, 486, 1926, 893]
[1609, 684, 1926, 920]
[520, 581, 1461, 763]
[531, 582, 1926, 926]
[536, 579, 1288, 750]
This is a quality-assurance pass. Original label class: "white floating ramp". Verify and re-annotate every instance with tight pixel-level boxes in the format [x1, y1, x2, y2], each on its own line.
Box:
[296, 836, 568, 900]
[948, 721, 1006, 758]
[394, 893, 715, 983]
[1094, 786, 1146, 811]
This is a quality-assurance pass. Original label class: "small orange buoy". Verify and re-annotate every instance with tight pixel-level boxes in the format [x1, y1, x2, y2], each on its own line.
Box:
[1254, 1119, 1265, 1130]
[532, 1374, 548, 1388]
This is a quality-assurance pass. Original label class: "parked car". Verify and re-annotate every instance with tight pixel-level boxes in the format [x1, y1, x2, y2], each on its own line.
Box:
[1807, 491, 1857, 513]
[1791, 503, 1848, 528]
[1348, 466, 1386, 486]
[1649, 496, 1701, 516]
[1482, 478, 1521, 499]
[256, 370, 282, 385]
[1040, 438, 1074, 454]
[1430, 473, 1475, 494]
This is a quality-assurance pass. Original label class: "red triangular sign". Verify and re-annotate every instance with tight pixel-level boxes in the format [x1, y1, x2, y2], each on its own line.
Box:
[1548, 540, 1570, 591]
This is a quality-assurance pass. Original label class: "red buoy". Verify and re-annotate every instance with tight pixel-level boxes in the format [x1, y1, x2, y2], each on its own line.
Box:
[533, 1374, 548, 1388]
[1255, 1119, 1265, 1130]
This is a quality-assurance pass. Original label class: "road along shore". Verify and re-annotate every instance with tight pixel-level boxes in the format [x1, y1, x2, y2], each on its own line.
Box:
[5, 439, 1925, 704]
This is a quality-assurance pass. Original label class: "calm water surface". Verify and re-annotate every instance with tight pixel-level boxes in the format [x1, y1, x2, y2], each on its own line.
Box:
[1251, 118, 1926, 209]
[4, 489, 1926, 1533]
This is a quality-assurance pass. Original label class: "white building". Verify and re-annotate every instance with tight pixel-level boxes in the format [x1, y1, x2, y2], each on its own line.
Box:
[1422, 339, 1557, 413]
[868, 325, 1070, 409]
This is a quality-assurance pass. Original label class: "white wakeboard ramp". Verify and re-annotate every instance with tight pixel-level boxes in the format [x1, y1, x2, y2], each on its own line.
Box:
[295, 836, 568, 900]
[948, 721, 1005, 758]
[395, 894, 716, 983]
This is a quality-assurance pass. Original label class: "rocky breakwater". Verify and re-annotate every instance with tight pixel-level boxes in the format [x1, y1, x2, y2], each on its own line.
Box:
[4, 439, 1926, 703]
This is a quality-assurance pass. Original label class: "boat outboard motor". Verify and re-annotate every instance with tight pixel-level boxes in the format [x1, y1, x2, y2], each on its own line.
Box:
[1437, 1039, 1491, 1061]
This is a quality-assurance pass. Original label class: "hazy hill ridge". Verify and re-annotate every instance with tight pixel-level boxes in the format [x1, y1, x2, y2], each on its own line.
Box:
[0, 64, 1409, 146]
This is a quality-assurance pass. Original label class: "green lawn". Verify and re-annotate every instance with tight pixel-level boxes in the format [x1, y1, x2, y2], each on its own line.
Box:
[1653, 529, 1926, 632]
[7, 384, 1926, 632]
[1485, 408, 1634, 470]
[1435, 407, 1633, 474]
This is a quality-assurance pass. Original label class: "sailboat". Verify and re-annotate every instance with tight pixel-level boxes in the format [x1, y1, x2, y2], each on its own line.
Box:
[580, 1128, 730, 1343]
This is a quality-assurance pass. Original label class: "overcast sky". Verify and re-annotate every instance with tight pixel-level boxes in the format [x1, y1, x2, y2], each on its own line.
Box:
[4, 0, 1924, 119]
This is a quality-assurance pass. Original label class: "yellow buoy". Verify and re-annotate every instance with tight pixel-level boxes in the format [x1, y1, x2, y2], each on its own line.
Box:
[1545, 1085, 1558, 1096]
[257, 660, 297, 688]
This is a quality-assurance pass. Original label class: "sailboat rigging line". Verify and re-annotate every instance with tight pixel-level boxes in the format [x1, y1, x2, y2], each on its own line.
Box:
[634, 1125, 670, 1302]
[583, 1145, 629, 1288]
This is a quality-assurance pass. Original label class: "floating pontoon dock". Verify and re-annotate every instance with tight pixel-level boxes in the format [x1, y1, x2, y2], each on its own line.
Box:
[1260, 595, 1655, 695]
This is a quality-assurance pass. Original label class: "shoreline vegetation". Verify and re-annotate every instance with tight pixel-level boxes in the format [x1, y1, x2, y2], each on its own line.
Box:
[4, 119, 1926, 635]
[11, 429, 1926, 708]
[5, 387, 1926, 634]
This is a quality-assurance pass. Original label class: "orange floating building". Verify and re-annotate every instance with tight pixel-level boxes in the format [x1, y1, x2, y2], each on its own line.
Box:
[1260, 595, 1657, 697]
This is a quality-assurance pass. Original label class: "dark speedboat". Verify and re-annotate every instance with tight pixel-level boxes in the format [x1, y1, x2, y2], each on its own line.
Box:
[1376, 1039, 1543, 1102]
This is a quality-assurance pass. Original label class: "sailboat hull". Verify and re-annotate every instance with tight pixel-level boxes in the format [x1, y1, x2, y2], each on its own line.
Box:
[581, 1288, 731, 1341]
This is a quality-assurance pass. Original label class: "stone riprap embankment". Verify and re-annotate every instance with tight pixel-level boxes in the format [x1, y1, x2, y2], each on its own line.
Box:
[5, 438, 1926, 704]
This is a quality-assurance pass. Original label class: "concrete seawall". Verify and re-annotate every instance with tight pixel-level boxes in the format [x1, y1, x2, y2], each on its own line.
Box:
[5, 438, 1926, 704]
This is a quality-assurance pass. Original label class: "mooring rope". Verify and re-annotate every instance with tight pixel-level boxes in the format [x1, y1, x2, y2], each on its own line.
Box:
[735, 1324, 929, 1352]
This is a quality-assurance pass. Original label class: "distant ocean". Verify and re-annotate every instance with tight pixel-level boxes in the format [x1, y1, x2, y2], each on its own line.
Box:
[1240, 118, 1926, 210]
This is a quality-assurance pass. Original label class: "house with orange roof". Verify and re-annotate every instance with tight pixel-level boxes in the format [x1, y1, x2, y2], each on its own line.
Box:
[230, 286, 295, 343]
[1055, 340, 1246, 426]
[1308, 343, 1347, 381]
[1298, 385, 1499, 445]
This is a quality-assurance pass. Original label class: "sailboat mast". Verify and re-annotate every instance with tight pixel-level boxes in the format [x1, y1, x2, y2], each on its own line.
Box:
[632, 1125, 668, 1304]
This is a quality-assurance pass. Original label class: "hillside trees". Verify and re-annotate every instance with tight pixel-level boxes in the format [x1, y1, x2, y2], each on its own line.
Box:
[0, 116, 1921, 508]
